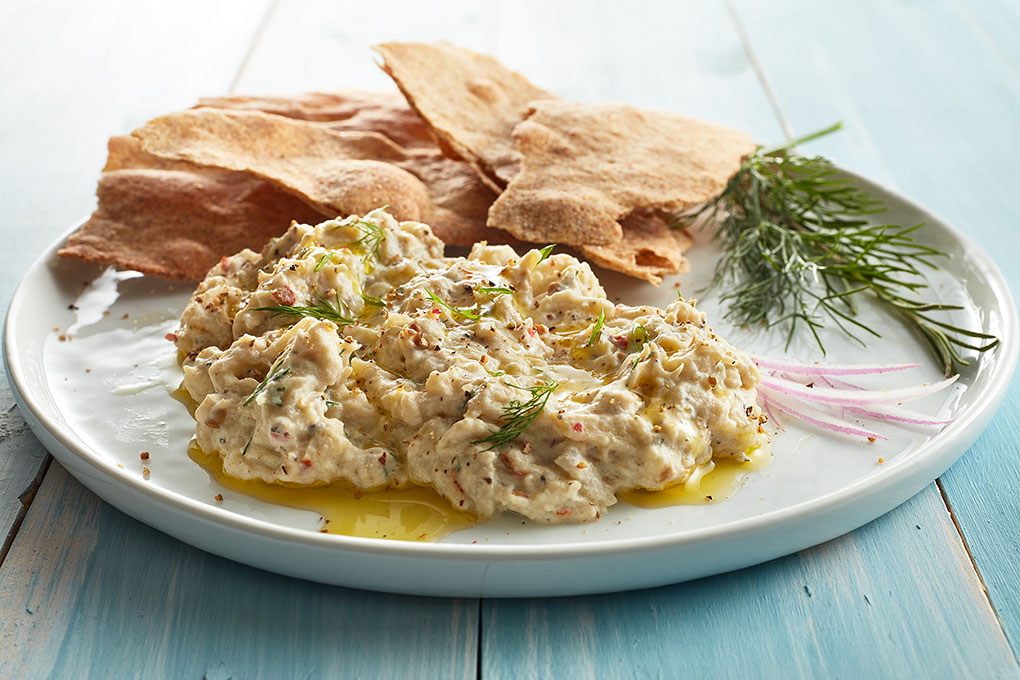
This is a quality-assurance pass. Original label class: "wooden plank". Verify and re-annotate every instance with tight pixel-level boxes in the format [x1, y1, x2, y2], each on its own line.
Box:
[0, 0, 275, 556]
[0, 463, 477, 679]
[233, 0, 784, 143]
[732, 0, 1020, 658]
[481, 488, 1016, 679]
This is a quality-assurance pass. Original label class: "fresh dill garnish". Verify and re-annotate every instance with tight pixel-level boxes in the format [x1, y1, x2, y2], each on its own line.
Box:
[254, 290, 355, 327]
[676, 122, 998, 375]
[243, 357, 290, 406]
[472, 379, 558, 450]
[361, 291, 386, 308]
[241, 435, 253, 456]
[488, 369, 506, 377]
[476, 286, 514, 295]
[314, 252, 332, 272]
[348, 218, 385, 261]
[632, 323, 648, 346]
[587, 308, 605, 347]
[426, 290, 483, 320]
[325, 399, 340, 408]
[537, 244, 556, 262]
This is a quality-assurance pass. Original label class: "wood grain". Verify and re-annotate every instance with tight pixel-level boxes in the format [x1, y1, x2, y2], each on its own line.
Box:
[0, 463, 477, 679]
[733, 0, 1020, 659]
[481, 489, 1016, 680]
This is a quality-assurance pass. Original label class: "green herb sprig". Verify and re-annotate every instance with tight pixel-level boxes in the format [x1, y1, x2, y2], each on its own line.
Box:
[473, 379, 558, 450]
[254, 290, 355, 327]
[243, 357, 291, 406]
[426, 290, 483, 320]
[587, 308, 605, 347]
[349, 218, 385, 261]
[676, 122, 998, 375]
[475, 286, 514, 296]
[537, 244, 556, 262]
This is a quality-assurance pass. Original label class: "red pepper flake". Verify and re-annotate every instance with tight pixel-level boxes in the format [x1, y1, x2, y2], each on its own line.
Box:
[378, 452, 387, 466]
[431, 308, 441, 314]
[272, 287, 297, 305]
[573, 423, 583, 432]
[302, 459, 312, 468]
[498, 453, 524, 477]
[220, 256, 230, 268]
[139, 451, 150, 461]
[213, 494, 224, 502]
[164, 332, 178, 342]
[527, 327, 537, 337]
[611, 335, 628, 350]
[555, 508, 570, 516]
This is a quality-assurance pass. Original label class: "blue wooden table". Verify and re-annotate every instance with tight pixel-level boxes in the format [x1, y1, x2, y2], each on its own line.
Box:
[1, 1, 1018, 677]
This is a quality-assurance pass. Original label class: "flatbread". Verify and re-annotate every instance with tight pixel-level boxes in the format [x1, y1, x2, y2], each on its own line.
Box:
[374, 41, 556, 191]
[488, 100, 754, 246]
[578, 211, 693, 285]
[196, 92, 508, 246]
[133, 108, 433, 222]
[58, 138, 326, 281]
[133, 108, 512, 246]
[196, 90, 436, 150]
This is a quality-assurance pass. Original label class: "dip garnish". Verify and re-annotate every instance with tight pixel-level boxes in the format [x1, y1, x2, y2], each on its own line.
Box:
[242, 357, 291, 406]
[426, 290, 483, 320]
[472, 379, 559, 451]
[587, 308, 605, 347]
[345, 216, 386, 262]
[677, 122, 999, 376]
[254, 290, 356, 327]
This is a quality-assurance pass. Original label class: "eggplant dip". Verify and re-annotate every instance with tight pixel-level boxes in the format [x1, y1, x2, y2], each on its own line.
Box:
[172, 208, 769, 523]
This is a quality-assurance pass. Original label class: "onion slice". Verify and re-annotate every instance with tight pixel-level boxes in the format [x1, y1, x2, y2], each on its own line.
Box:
[757, 384, 887, 440]
[843, 404, 953, 427]
[750, 354, 920, 376]
[759, 374, 958, 406]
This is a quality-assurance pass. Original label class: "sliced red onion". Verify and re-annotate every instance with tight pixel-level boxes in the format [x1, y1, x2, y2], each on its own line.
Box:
[750, 354, 920, 376]
[844, 404, 953, 427]
[759, 374, 958, 406]
[757, 384, 887, 440]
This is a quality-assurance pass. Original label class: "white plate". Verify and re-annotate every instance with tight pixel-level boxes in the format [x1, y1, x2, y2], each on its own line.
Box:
[5, 170, 1017, 597]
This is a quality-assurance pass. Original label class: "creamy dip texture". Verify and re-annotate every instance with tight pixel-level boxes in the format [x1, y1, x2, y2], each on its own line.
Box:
[173, 209, 768, 523]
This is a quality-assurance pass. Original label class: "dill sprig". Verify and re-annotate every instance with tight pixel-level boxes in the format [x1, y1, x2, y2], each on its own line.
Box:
[243, 356, 290, 406]
[426, 290, 483, 320]
[253, 290, 355, 327]
[348, 218, 385, 261]
[361, 291, 386, 308]
[537, 244, 555, 262]
[473, 379, 558, 450]
[587, 308, 605, 346]
[475, 286, 514, 295]
[676, 122, 998, 376]
[313, 251, 332, 272]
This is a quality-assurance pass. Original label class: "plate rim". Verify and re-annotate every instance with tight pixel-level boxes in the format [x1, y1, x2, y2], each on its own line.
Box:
[5, 167, 1019, 565]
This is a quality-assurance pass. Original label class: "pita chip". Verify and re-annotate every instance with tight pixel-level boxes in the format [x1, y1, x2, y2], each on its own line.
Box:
[487, 100, 754, 246]
[134, 107, 511, 245]
[196, 90, 436, 150]
[58, 138, 326, 280]
[578, 211, 693, 285]
[374, 41, 556, 191]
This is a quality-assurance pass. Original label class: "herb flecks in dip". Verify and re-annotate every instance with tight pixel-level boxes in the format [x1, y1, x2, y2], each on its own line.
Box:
[174, 209, 768, 523]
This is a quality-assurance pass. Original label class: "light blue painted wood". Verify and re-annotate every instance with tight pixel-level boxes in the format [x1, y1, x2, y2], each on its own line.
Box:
[0, 464, 478, 680]
[482, 488, 1016, 680]
[0, 0, 274, 558]
[733, 0, 1020, 657]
